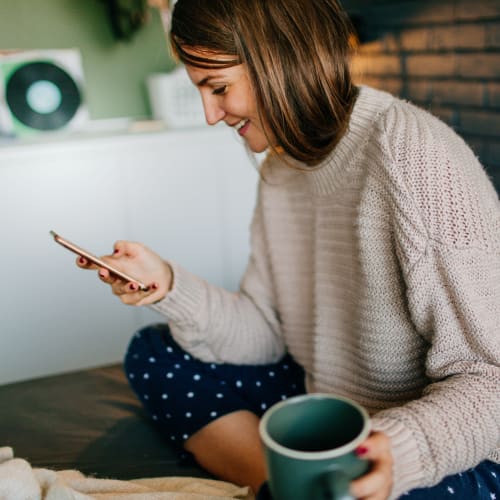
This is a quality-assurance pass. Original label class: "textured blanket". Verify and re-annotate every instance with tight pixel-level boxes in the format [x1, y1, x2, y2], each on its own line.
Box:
[0, 448, 253, 500]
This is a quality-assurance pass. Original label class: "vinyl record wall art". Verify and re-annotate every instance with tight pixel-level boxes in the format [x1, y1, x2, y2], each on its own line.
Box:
[0, 49, 89, 137]
[6, 61, 81, 131]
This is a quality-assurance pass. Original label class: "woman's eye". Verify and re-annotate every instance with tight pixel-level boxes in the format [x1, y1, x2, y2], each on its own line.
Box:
[212, 85, 228, 95]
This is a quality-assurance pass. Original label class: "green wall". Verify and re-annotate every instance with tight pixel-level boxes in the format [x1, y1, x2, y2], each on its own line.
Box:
[0, 0, 176, 119]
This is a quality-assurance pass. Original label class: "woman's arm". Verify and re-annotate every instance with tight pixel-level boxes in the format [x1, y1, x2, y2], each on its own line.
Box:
[372, 100, 500, 498]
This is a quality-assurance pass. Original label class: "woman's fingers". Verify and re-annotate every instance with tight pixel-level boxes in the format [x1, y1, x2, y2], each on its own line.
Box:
[76, 240, 171, 305]
[350, 432, 393, 500]
[76, 256, 97, 269]
[97, 266, 118, 286]
[352, 461, 392, 500]
[112, 240, 141, 258]
[108, 277, 162, 306]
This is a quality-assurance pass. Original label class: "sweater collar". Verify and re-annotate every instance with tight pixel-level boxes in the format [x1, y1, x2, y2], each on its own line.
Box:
[262, 86, 394, 195]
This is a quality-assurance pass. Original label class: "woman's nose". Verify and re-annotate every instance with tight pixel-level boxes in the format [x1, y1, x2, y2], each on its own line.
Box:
[201, 96, 225, 125]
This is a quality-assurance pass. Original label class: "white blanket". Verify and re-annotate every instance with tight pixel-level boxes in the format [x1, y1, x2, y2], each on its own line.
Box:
[0, 448, 253, 500]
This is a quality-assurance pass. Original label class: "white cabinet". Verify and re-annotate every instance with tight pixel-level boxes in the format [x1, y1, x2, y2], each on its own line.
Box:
[0, 127, 258, 384]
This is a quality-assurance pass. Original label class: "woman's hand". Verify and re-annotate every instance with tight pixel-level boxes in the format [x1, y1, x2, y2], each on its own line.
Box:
[350, 431, 393, 500]
[76, 240, 173, 306]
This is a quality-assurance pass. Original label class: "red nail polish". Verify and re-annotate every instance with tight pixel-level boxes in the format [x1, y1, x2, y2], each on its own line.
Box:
[114, 249, 119, 254]
[355, 446, 368, 456]
[129, 283, 137, 291]
[99, 272, 105, 278]
[152, 283, 158, 290]
[79, 257, 86, 264]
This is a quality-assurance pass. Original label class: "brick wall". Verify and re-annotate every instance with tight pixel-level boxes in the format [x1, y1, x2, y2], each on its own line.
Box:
[343, 0, 500, 192]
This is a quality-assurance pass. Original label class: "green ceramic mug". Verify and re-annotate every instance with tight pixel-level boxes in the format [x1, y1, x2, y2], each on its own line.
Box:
[259, 393, 371, 500]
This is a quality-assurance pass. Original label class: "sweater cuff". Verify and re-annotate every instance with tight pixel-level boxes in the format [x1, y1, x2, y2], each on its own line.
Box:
[371, 416, 427, 499]
[148, 261, 205, 327]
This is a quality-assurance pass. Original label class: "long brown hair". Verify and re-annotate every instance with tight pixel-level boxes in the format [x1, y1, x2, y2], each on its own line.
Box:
[171, 0, 357, 167]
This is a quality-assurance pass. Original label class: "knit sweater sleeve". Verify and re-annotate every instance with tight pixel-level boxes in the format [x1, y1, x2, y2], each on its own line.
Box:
[371, 101, 500, 497]
[148, 182, 286, 364]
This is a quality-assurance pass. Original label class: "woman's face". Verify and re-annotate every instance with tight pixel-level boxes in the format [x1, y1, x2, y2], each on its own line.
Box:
[184, 55, 270, 153]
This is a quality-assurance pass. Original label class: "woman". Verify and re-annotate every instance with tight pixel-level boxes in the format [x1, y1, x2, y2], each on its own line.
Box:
[78, 0, 500, 498]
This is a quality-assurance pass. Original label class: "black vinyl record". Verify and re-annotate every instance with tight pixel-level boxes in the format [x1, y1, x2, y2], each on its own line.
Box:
[5, 61, 81, 131]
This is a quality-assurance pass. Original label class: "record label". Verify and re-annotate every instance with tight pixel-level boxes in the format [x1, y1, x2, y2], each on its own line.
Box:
[26, 80, 62, 114]
[5, 61, 81, 131]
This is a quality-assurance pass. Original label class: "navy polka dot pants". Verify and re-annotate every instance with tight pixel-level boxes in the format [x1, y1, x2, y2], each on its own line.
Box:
[124, 323, 306, 449]
[402, 460, 499, 499]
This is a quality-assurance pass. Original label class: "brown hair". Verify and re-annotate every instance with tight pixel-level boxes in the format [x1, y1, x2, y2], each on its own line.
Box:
[171, 0, 358, 167]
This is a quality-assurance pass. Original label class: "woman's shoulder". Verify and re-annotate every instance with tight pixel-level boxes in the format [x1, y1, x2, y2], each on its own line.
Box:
[355, 85, 466, 148]
[368, 88, 500, 251]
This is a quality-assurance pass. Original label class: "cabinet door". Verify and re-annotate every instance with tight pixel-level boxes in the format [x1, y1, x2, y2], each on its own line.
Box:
[0, 128, 257, 384]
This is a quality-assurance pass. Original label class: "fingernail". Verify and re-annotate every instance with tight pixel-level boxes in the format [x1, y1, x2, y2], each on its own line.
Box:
[114, 249, 119, 254]
[355, 446, 368, 456]
[129, 283, 137, 291]
[99, 272, 105, 278]
[79, 257, 86, 264]
[152, 283, 158, 290]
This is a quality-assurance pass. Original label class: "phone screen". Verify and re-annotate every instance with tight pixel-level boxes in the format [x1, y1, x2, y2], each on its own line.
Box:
[50, 230, 149, 291]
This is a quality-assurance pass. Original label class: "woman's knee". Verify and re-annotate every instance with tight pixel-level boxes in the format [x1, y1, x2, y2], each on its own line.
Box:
[123, 323, 176, 392]
[124, 323, 171, 364]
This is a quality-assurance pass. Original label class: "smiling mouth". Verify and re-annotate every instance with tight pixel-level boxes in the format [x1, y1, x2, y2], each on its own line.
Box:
[235, 119, 249, 131]
[234, 119, 250, 136]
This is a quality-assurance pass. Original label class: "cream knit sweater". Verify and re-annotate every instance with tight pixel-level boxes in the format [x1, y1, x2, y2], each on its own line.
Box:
[151, 86, 500, 498]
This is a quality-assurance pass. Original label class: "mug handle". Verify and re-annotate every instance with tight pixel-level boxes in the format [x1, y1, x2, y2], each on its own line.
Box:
[317, 468, 353, 500]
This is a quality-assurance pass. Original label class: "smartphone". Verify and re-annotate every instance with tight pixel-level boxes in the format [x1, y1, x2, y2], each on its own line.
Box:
[50, 230, 149, 291]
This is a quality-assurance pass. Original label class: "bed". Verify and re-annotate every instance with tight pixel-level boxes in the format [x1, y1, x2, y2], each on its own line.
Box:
[0, 363, 210, 481]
